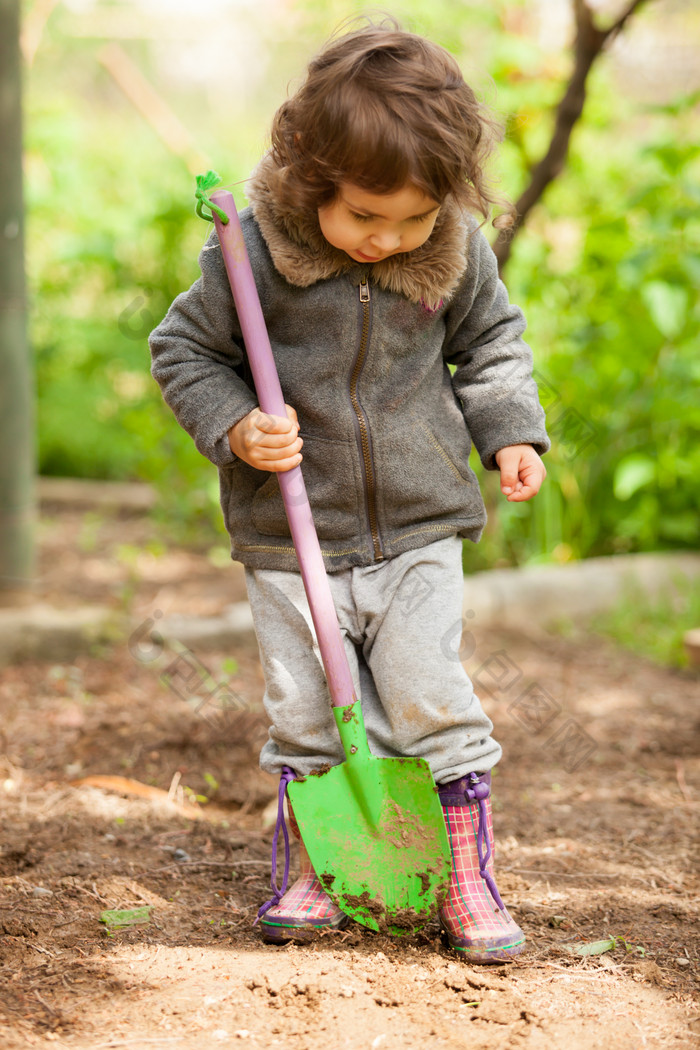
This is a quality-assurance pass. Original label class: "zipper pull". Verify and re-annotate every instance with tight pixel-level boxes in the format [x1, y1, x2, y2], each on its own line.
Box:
[359, 279, 370, 303]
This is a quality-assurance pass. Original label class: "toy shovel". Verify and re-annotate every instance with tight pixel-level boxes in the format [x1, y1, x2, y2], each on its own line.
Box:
[202, 177, 451, 934]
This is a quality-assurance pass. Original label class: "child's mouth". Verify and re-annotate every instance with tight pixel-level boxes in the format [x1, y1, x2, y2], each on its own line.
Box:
[356, 250, 382, 262]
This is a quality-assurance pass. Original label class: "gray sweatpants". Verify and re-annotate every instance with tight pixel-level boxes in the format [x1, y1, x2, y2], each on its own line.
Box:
[245, 535, 501, 785]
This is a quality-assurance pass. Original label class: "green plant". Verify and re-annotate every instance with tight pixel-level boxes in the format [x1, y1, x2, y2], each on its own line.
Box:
[592, 575, 700, 668]
[501, 88, 700, 564]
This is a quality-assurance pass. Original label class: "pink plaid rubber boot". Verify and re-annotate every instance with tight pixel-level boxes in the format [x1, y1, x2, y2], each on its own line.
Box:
[438, 771, 525, 963]
[256, 767, 348, 944]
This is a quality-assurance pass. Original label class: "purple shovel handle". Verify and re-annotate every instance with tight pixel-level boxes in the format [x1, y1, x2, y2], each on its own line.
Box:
[210, 190, 357, 711]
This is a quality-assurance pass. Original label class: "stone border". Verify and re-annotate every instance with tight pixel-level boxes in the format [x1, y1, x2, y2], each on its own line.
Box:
[150, 550, 700, 652]
[0, 604, 122, 665]
[37, 477, 157, 513]
[2, 552, 699, 666]
[4, 478, 699, 664]
[461, 551, 700, 631]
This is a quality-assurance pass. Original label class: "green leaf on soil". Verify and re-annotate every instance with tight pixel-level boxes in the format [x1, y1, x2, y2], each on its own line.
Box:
[563, 937, 617, 956]
[563, 935, 646, 957]
[616, 938, 646, 956]
[99, 906, 152, 928]
[549, 915, 567, 928]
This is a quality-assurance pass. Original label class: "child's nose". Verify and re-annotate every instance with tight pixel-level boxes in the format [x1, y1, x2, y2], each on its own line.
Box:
[370, 228, 401, 252]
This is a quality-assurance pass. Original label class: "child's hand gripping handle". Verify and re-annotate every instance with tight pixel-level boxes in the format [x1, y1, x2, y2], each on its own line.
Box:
[210, 190, 358, 713]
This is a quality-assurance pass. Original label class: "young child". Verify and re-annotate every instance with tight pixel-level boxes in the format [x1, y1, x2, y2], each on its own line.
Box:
[150, 22, 549, 963]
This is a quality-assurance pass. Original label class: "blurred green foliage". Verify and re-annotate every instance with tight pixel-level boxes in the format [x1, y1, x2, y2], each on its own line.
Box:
[26, 0, 700, 558]
[468, 89, 700, 571]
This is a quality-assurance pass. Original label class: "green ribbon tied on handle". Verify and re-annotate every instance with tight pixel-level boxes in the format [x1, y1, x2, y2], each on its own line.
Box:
[195, 170, 230, 224]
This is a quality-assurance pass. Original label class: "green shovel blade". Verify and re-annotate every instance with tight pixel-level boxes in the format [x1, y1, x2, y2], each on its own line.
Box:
[286, 701, 451, 935]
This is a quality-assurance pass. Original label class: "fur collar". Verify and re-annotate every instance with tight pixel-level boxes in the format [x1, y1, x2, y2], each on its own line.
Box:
[246, 153, 472, 309]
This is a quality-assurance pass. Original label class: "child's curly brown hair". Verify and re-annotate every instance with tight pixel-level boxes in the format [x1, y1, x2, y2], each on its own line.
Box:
[267, 20, 512, 229]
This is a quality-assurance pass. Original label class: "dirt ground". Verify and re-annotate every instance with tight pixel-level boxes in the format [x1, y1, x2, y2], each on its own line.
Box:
[0, 503, 698, 1049]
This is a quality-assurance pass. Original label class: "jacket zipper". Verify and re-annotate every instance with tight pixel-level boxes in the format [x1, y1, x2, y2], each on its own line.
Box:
[350, 278, 383, 561]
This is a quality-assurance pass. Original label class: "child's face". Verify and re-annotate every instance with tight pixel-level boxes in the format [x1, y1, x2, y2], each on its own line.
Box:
[318, 183, 441, 264]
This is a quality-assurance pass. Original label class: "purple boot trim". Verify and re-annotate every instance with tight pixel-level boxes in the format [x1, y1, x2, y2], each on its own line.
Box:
[438, 771, 505, 912]
[255, 765, 296, 924]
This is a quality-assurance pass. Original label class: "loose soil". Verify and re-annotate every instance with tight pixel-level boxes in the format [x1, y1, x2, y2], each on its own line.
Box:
[1, 504, 698, 1049]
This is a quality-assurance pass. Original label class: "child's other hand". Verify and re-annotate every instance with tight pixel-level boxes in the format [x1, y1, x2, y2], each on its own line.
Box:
[495, 444, 546, 502]
[228, 404, 303, 471]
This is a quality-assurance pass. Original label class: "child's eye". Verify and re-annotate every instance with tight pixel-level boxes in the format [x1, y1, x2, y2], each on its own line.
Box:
[350, 211, 374, 223]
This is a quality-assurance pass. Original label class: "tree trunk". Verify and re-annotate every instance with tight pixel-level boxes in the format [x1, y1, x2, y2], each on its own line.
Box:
[494, 0, 651, 273]
[0, 0, 35, 600]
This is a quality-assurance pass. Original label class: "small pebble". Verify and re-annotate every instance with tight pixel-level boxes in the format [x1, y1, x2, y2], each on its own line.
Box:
[675, 958, 690, 967]
[173, 849, 191, 863]
[31, 886, 53, 898]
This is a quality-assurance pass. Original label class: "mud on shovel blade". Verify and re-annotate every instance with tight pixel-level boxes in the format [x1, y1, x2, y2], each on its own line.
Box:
[209, 187, 451, 933]
[290, 701, 452, 935]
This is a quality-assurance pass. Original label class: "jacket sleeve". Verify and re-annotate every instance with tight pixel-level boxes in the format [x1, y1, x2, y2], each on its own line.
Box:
[442, 227, 550, 471]
[149, 230, 259, 467]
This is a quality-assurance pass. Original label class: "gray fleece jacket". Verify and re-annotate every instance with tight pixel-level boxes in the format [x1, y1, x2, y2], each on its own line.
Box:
[149, 156, 550, 572]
